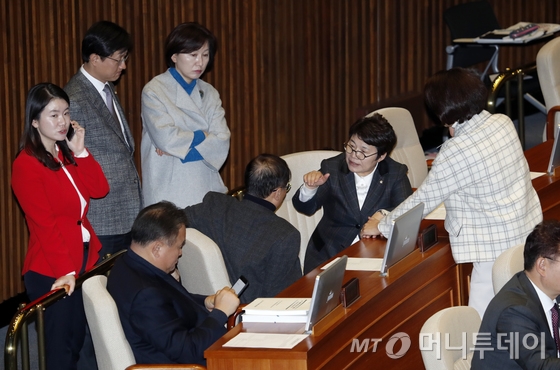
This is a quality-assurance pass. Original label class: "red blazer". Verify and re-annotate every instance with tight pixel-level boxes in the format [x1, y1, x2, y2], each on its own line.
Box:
[12, 149, 110, 278]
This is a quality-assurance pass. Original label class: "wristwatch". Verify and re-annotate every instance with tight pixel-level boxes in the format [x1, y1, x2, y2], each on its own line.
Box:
[373, 209, 389, 221]
[378, 209, 390, 217]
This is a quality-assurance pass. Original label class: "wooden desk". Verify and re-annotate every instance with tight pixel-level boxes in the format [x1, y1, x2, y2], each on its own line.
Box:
[205, 233, 464, 369]
[525, 140, 560, 219]
[205, 141, 559, 369]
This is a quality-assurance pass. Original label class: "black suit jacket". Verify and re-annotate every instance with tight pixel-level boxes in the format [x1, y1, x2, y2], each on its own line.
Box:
[107, 250, 227, 366]
[184, 192, 302, 304]
[292, 153, 412, 273]
[471, 271, 560, 369]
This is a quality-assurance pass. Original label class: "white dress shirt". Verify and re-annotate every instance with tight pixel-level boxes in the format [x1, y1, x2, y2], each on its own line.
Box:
[79, 66, 130, 146]
[299, 165, 377, 244]
[528, 277, 558, 356]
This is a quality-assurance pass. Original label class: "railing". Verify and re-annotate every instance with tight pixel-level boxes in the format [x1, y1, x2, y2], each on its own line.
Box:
[4, 250, 126, 370]
[487, 62, 540, 149]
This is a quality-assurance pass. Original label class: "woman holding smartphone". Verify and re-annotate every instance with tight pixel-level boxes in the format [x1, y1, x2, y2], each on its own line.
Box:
[11, 83, 109, 369]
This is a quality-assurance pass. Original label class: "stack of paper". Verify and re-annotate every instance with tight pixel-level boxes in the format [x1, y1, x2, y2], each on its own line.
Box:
[224, 333, 309, 349]
[241, 297, 310, 323]
[322, 257, 382, 271]
[475, 22, 560, 44]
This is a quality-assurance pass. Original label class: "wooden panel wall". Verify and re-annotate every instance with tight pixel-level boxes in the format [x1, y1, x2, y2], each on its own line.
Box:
[1, 0, 559, 300]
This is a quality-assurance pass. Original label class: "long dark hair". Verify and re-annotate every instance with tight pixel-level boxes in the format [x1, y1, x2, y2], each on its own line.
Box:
[18, 83, 76, 170]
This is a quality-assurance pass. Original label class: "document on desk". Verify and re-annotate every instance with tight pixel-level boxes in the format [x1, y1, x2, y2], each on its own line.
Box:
[473, 22, 560, 44]
[322, 257, 383, 271]
[224, 332, 309, 349]
[530, 171, 546, 180]
[241, 313, 309, 323]
[243, 297, 310, 316]
[425, 203, 446, 220]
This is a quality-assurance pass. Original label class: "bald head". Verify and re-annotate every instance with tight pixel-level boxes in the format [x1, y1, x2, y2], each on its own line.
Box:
[244, 154, 290, 199]
[131, 201, 188, 248]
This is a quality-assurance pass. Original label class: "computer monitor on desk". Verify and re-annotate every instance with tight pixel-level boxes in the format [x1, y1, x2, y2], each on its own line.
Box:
[548, 130, 560, 175]
[304, 255, 348, 333]
[380, 202, 425, 277]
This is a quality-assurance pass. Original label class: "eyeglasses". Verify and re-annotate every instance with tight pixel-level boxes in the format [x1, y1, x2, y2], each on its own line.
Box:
[546, 257, 560, 263]
[343, 143, 378, 160]
[105, 54, 129, 65]
[276, 183, 291, 193]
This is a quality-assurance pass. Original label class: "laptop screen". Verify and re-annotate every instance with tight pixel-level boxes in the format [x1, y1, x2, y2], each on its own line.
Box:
[380, 202, 425, 276]
[304, 255, 348, 333]
[548, 131, 560, 174]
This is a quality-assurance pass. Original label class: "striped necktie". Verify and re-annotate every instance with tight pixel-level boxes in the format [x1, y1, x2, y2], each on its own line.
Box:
[551, 302, 560, 355]
[103, 84, 118, 123]
[102, 84, 130, 149]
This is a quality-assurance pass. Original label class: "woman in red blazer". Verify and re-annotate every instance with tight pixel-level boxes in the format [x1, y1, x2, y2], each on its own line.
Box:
[11, 83, 109, 370]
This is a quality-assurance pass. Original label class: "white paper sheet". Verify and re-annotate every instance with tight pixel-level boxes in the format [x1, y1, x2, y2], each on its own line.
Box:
[223, 332, 309, 349]
[322, 257, 383, 271]
[243, 297, 310, 316]
[530, 171, 546, 180]
[425, 203, 446, 220]
[473, 22, 560, 44]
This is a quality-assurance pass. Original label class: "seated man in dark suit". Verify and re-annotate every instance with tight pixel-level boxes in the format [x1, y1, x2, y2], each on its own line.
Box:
[472, 220, 560, 369]
[107, 201, 239, 366]
[184, 154, 302, 304]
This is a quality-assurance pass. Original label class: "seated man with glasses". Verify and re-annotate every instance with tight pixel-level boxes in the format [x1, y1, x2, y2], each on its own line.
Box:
[184, 154, 302, 303]
[472, 220, 560, 369]
[293, 114, 412, 273]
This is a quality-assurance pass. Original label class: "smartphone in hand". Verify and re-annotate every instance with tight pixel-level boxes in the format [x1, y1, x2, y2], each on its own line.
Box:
[231, 275, 249, 296]
[66, 125, 75, 141]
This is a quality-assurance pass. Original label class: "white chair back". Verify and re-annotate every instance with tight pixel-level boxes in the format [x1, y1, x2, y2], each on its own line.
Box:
[537, 37, 560, 140]
[420, 306, 481, 370]
[367, 107, 428, 188]
[537, 37, 560, 111]
[492, 243, 524, 295]
[177, 228, 231, 295]
[82, 275, 136, 370]
[277, 150, 341, 271]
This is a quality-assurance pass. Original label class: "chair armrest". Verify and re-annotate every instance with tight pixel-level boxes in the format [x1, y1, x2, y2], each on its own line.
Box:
[126, 365, 206, 370]
[546, 106, 560, 141]
[227, 305, 246, 330]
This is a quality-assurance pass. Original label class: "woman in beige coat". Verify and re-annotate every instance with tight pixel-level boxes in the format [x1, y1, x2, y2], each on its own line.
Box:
[141, 22, 230, 207]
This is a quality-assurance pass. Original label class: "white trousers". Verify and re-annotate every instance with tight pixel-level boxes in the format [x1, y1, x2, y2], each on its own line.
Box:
[468, 261, 495, 319]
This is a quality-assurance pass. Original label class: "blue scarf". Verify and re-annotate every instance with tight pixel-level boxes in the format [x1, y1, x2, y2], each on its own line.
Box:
[169, 67, 197, 95]
[169, 68, 204, 163]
